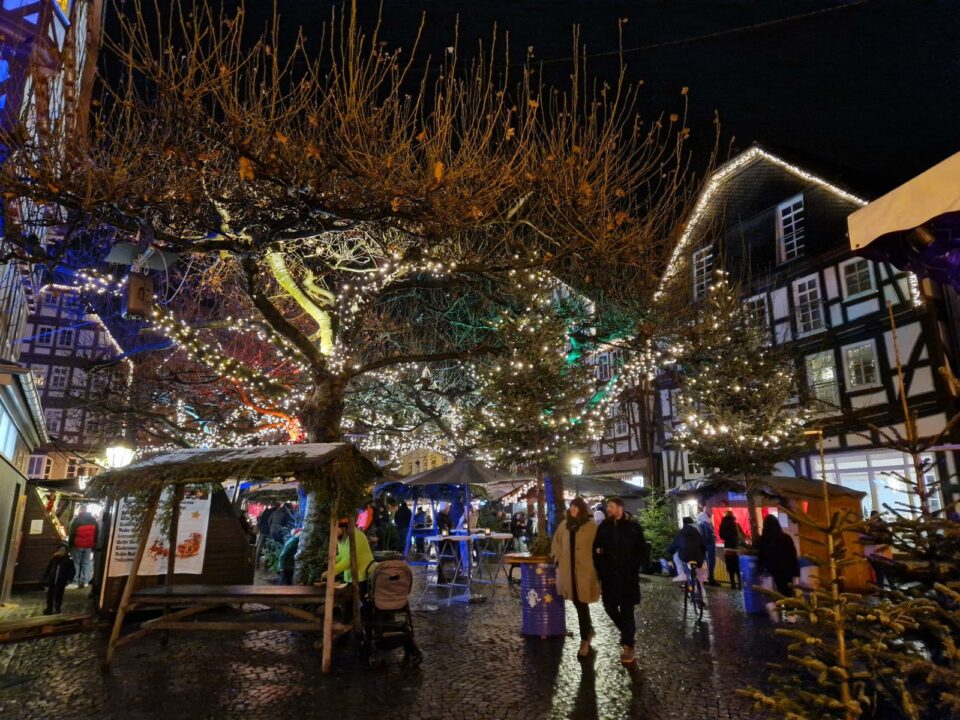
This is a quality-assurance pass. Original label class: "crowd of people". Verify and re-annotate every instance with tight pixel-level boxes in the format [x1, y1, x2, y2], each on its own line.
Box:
[551, 498, 806, 663]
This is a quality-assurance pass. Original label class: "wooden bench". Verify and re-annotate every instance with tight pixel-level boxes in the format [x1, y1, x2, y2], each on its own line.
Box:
[112, 583, 352, 652]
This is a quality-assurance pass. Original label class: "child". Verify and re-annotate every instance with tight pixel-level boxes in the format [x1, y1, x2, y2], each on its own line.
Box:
[41, 542, 76, 615]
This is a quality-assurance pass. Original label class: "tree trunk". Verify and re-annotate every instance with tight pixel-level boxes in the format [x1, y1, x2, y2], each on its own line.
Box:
[295, 376, 347, 583]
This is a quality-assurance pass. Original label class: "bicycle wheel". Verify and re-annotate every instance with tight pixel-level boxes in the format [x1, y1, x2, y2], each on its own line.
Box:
[693, 578, 704, 620]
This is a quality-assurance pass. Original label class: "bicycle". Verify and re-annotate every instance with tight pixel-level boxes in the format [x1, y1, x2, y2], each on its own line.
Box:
[682, 560, 705, 620]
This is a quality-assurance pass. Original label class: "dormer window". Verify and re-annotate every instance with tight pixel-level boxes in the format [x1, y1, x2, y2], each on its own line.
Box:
[777, 194, 805, 263]
[692, 246, 713, 299]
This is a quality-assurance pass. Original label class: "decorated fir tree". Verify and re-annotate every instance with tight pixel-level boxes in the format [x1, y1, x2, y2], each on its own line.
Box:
[674, 272, 808, 540]
[471, 293, 599, 553]
[742, 306, 960, 720]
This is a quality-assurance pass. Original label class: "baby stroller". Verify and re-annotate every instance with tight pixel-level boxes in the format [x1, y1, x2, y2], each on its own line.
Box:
[360, 552, 423, 667]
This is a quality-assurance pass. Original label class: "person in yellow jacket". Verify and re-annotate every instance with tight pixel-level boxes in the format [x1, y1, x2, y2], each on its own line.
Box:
[322, 517, 374, 584]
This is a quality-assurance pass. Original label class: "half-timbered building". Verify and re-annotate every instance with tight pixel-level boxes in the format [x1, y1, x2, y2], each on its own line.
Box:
[20, 284, 130, 482]
[656, 145, 960, 513]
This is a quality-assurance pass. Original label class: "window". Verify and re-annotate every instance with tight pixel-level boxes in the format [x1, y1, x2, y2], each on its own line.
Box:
[692, 247, 713, 299]
[841, 258, 875, 299]
[44, 409, 62, 433]
[844, 342, 879, 389]
[794, 275, 825, 334]
[49, 366, 68, 389]
[0, 410, 17, 461]
[686, 454, 701, 475]
[777, 194, 805, 262]
[744, 295, 768, 328]
[41, 291, 57, 307]
[605, 405, 628, 438]
[27, 455, 51, 480]
[56, 329, 74, 347]
[35, 325, 55, 346]
[85, 415, 101, 435]
[66, 458, 80, 479]
[805, 351, 840, 408]
[595, 353, 612, 382]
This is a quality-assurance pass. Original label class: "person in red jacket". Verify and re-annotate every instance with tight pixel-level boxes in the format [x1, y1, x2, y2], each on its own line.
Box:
[68, 505, 98, 589]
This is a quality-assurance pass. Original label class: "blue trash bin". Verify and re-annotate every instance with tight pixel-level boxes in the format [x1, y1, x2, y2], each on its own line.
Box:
[519, 561, 566, 637]
[739, 554, 767, 614]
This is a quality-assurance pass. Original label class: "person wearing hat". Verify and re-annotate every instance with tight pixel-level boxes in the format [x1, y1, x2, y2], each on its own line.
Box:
[41, 542, 76, 615]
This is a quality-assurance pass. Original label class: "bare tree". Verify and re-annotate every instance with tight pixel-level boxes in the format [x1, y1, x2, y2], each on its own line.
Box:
[0, 0, 695, 571]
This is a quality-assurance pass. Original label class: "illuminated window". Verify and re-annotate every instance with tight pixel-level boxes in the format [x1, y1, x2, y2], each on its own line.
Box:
[844, 342, 879, 389]
[692, 247, 713, 300]
[805, 351, 840, 408]
[777, 195, 805, 262]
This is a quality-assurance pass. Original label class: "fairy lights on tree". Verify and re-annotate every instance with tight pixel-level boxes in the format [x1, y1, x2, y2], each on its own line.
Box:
[0, 1, 694, 574]
[674, 271, 808, 540]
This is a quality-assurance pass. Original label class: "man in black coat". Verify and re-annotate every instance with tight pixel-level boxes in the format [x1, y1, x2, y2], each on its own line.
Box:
[593, 497, 648, 665]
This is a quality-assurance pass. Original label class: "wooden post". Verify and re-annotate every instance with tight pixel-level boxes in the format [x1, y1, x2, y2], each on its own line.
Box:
[404, 496, 416, 562]
[320, 510, 340, 674]
[160, 484, 185, 649]
[347, 515, 361, 635]
[104, 487, 163, 669]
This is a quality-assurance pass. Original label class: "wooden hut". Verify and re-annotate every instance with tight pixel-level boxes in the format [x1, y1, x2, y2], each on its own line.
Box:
[89, 443, 380, 672]
[671, 475, 872, 591]
[97, 485, 256, 613]
[12, 480, 84, 589]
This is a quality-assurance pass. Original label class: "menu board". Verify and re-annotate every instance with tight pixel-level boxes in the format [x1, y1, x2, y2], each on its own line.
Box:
[107, 488, 211, 577]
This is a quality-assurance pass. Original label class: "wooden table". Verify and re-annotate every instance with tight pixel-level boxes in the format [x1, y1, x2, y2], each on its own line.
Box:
[111, 583, 352, 654]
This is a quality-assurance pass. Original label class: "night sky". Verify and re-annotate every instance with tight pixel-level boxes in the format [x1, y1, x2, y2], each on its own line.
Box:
[226, 0, 959, 197]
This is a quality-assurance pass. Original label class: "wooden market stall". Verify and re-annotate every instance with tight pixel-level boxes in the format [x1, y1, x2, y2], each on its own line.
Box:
[671, 475, 872, 591]
[97, 485, 256, 613]
[12, 479, 85, 589]
[89, 443, 380, 672]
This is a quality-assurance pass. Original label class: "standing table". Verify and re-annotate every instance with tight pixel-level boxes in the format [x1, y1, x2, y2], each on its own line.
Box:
[422, 534, 484, 605]
[472, 532, 515, 586]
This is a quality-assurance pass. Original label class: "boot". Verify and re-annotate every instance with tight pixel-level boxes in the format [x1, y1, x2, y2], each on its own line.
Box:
[578, 629, 595, 657]
[620, 645, 636, 665]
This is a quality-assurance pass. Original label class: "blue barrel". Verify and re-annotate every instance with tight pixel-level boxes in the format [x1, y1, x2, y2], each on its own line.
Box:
[739, 554, 766, 614]
[520, 562, 566, 637]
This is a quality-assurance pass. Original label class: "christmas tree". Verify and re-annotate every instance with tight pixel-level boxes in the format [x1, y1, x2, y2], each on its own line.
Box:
[674, 272, 808, 540]
[471, 288, 600, 552]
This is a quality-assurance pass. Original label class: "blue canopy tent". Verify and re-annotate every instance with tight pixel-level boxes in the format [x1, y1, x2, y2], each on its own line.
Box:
[376, 459, 516, 561]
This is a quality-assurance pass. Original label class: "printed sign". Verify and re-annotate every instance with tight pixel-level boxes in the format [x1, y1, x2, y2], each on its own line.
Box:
[107, 487, 212, 577]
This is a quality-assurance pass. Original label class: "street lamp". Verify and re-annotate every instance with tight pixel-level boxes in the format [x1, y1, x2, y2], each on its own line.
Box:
[568, 456, 584, 476]
[105, 441, 135, 469]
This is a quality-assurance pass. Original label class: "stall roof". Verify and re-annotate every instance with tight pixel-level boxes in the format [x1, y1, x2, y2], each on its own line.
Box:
[90, 443, 380, 496]
[669, 475, 864, 501]
[564, 476, 647, 500]
[402, 458, 503, 488]
[848, 151, 960, 287]
[849, 151, 960, 252]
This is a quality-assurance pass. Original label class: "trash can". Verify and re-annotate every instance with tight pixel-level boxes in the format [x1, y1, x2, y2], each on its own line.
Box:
[519, 561, 566, 637]
[739, 554, 766, 614]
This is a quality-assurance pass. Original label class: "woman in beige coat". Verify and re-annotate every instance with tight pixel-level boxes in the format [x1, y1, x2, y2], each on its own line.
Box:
[552, 496, 601, 657]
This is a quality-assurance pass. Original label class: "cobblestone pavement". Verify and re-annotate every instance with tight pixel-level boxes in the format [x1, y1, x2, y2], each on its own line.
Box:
[0, 586, 94, 622]
[0, 575, 783, 720]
